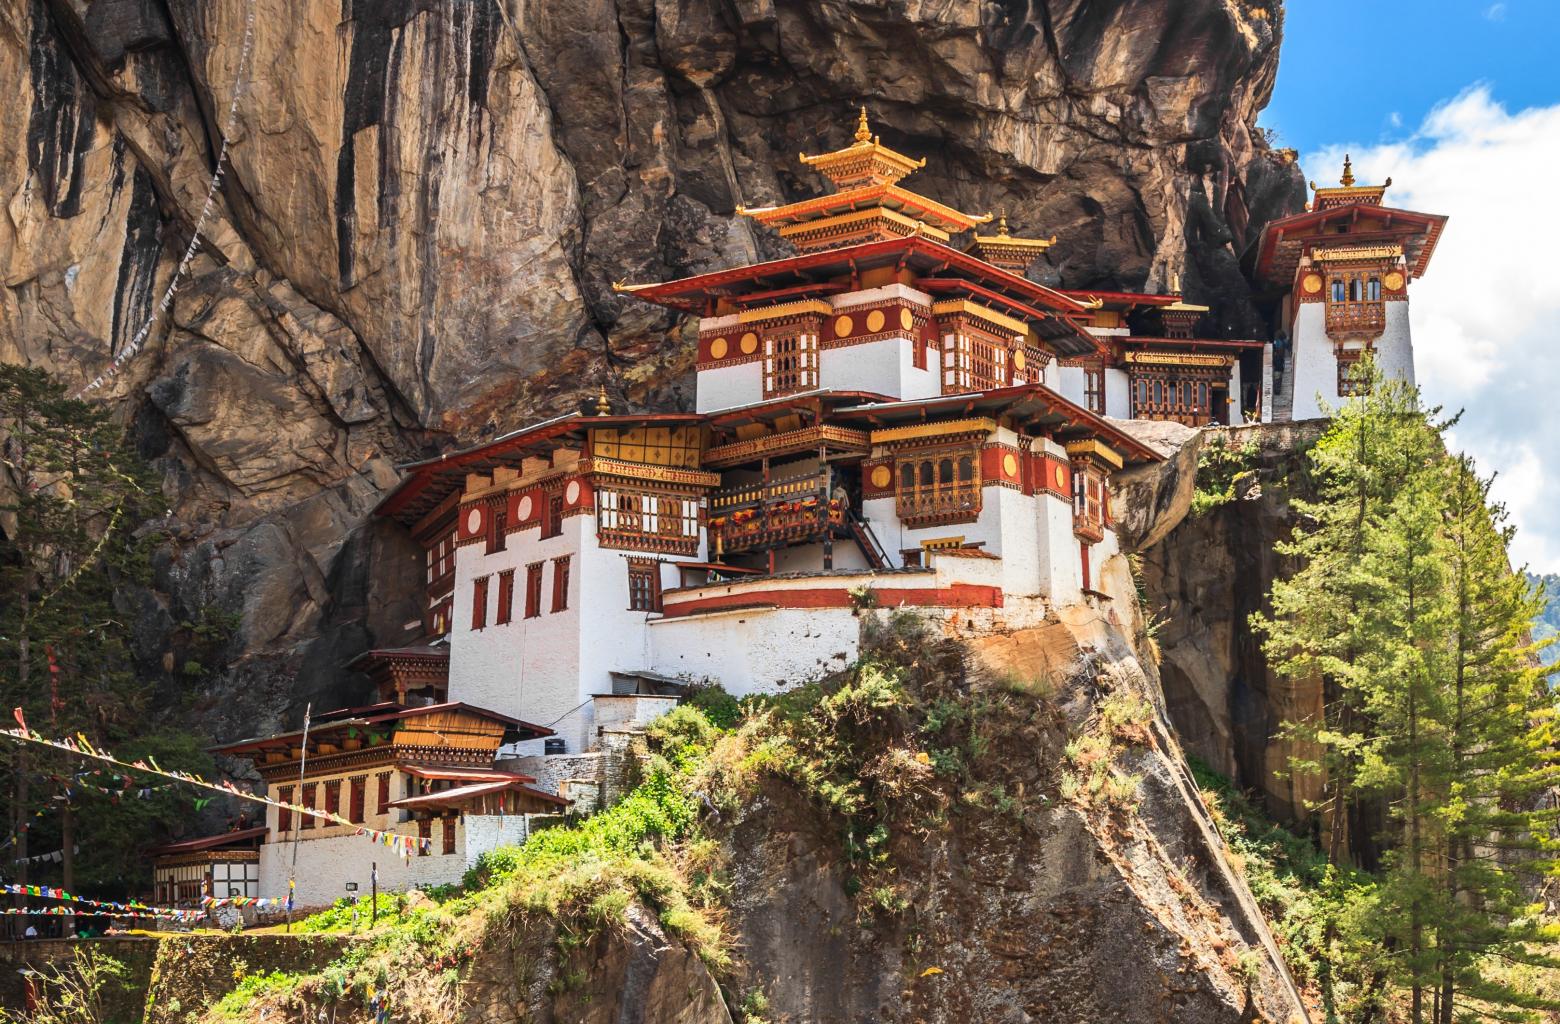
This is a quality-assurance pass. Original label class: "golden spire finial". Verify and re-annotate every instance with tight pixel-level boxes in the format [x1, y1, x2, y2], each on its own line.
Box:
[1340, 153, 1356, 187]
[996, 212, 1009, 237]
[594, 384, 611, 416]
[854, 106, 871, 144]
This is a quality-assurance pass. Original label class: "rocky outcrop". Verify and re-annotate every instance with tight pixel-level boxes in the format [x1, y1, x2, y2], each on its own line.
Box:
[1135, 421, 1328, 826]
[719, 611, 1308, 1023]
[1, 0, 1303, 734]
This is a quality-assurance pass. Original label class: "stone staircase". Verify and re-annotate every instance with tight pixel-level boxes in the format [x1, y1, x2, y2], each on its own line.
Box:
[1271, 361, 1294, 422]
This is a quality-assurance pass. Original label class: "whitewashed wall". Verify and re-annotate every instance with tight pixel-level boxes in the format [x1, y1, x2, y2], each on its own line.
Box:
[258, 822, 468, 908]
[1288, 298, 1413, 421]
[1104, 368, 1130, 418]
[695, 361, 763, 413]
[1053, 364, 1088, 406]
[649, 605, 861, 696]
[448, 514, 587, 752]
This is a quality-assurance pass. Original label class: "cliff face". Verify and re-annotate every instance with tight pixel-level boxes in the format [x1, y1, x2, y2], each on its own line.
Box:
[1, 0, 1302, 732]
[1135, 422, 1327, 826]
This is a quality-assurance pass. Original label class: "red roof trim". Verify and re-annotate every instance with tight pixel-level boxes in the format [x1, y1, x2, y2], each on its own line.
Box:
[832, 383, 1163, 464]
[625, 236, 1086, 314]
[1255, 204, 1448, 282]
[149, 825, 268, 857]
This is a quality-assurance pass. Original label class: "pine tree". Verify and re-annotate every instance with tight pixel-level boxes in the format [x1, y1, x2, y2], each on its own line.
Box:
[1423, 456, 1560, 1023]
[0, 366, 159, 896]
[1257, 362, 1560, 1021]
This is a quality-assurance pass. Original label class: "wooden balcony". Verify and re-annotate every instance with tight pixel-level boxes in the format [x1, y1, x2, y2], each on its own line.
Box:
[895, 483, 981, 527]
[1325, 301, 1385, 337]
[707, 471, 843, 555]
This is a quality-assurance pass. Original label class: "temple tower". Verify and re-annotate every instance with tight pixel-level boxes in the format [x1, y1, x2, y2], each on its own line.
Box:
[1254, 157, 1446, 420]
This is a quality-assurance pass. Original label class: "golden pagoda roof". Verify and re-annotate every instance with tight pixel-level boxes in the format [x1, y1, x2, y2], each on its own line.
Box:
[738, 182, 992, 238]
[797, 107, 928, 189]
[967, 214, 1056, 272]
[1310, 154, 1391, 210]
[971, 214, 1056, 252]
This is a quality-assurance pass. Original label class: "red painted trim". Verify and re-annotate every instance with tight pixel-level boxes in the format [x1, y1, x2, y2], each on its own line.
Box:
[626, 236, 1086, 314]
[660, 583, 1003, 617]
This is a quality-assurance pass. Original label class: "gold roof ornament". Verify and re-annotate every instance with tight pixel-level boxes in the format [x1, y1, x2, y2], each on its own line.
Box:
[594, 384, 612, 416]
[797, 105, 928, 189]
[968, 210, 1056, 272]
[1310, 153, 1393, 210]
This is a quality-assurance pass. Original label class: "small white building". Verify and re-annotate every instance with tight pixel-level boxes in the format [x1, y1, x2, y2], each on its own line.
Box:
[1254, 157, 1446, 420]
[212, 702, 568, 909]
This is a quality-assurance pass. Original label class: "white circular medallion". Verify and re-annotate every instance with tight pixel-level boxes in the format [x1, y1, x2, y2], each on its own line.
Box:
[565, 481, 581, 505]
[516, 495, 533, 521]
[465, 508, 482, 534]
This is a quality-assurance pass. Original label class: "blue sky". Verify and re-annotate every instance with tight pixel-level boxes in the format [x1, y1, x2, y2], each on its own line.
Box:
[1259, 1, 1560, 573]
[1261, 1, 1560, 154]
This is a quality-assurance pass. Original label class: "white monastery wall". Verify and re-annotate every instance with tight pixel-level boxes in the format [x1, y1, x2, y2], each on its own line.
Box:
[1104, 368, 1130, 418]
[1229, 361, 1246, 423]
[462, 815, 530, 870]
[1039, 492, 1085, 608]
[1288, 303, 1336, 421]
[993, 486, 1043, 598]
[695, 361, 762, 413]
[819, 337, 937, 401]
[1375, 299, 1415, 389]
[1052, 364, 1088, 407]
[649, 606, 860, 696]
[1289, 299, 1414, 421]
[259, 822, 468, 907]
[448, 514, 585, 752]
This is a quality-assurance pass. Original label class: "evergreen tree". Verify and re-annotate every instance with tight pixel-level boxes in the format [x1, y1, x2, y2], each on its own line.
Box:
[1257, 361, 1560, 1021]
[0, 366, 204, 898]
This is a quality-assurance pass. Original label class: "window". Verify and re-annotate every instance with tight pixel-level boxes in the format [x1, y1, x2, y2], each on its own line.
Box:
[376, 772, 391, 814]
[471, 576, 489, 630]
[552, 556, 571, 613]
[1368, 276, 1381, 301]
[525, 563, 544, 618]
[627, 558, 662, 611]
[487, 506, 507, 554]
[442, 817, 456, 856]
[542, 493, 564, 539]
[596, 490, 699, 554]
[301, 783, 317, 829]
[430, 598, 452, 637]
[894, 450, 982, 526]
[278, 785, 294, 834]
[1331, 278, 1346, 303]
[417, 818, 431, 857]
[425, 532, 455, 585]
[762, 329, 819, 397]
[1072, 462, 1106, 542]
[324, 779, 341, 822]
[349, 776, 366, 824]
[495, 569, 515, 625]
[1084, 367, 1105, 414]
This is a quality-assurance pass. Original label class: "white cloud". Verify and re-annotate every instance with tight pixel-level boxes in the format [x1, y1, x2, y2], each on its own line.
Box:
[1485, 2, 1507, 21]
[1303, 86, 1560, 572]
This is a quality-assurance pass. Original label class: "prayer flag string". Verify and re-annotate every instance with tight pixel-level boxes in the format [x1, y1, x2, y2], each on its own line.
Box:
[0, 711, 430, 856]
[0, 884, 204, 923]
